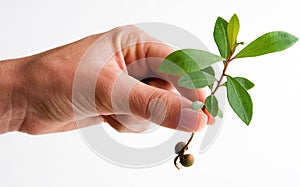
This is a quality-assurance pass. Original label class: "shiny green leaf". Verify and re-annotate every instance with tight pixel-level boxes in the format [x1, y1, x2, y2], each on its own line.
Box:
[205, 95, 219, 117]
[202, 66, 215, 76]
[217, 108, 223, 118]
[214, 17, 230, 59]
[158, 49, 224, 75]
[224, 77, 255, 90]
[235, 31, 298, 58]
[234, 77, 254, 90]
[227, 14, 240, 51]
[202, 66, 215, 90]
[178, 71, 217, 89]
[226, 76, 253, 125]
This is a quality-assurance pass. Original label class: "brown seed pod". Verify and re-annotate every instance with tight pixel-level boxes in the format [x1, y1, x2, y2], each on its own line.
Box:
[175, 142, 186, 154]
[180, 154, 194, 167]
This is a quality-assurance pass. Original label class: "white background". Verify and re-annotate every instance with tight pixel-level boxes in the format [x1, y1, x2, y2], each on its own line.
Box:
[1, 0, 300, 186]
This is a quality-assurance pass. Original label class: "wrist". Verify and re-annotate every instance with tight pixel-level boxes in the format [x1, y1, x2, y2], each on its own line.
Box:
[0, 57, 31, 133]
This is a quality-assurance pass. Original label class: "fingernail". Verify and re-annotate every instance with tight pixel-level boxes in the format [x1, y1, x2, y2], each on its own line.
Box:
[177, 108, 208, 132]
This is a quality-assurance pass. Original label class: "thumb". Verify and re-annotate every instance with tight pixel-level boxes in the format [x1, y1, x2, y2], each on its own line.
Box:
[119, 76, 208, 132]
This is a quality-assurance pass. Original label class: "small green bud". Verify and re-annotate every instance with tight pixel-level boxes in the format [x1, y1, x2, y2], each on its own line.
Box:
[175, 142, 186, 154]
[180, 154, 194, 167]
[191, 101, 204, 111]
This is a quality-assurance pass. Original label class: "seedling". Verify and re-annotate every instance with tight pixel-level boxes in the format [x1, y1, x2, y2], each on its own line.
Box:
[158, 14, 298, 169]
[174, 135, 195, 169]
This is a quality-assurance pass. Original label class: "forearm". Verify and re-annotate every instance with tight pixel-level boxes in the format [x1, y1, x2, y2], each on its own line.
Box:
[0, 57, 28, 134]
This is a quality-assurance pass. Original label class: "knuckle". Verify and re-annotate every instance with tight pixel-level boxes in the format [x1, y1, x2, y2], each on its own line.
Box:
[147, 91, 179, 126]
[113, 25, 141, 33]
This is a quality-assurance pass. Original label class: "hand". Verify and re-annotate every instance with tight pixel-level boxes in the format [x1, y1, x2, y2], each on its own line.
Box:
[0, 26, 212, 135]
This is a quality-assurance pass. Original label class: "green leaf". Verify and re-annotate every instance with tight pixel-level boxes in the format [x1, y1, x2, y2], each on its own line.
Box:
[217, 108, 223, 118]
[178, 71, 217, 89]
[235, 31, 298, 58]
[157, 49, 224, 75]
[234, 77, 254, 90]
[202, 66, 215, 76]
[202, 66, 215, 90]
[208, 84, 214, 91]
[214, 17, 230, 59]
[226, 76, 253, 125]
[224, 77, 255, 90]
[227, 14, 240, 51]
[205, 95, 219, 117]
[191, 101, 204, 111]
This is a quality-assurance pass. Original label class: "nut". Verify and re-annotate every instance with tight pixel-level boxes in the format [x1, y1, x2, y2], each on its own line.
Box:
[180, 154, 194, 167]
[175, 142, 186, 154]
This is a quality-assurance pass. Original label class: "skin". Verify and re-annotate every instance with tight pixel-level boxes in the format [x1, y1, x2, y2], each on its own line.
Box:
[0, 25, 212, 135]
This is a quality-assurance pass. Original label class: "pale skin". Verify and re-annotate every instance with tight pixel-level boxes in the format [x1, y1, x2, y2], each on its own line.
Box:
[0, 26, 212, 135]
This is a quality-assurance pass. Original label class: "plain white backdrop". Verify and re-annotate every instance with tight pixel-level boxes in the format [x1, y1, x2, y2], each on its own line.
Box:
[1, 0, 300, 186]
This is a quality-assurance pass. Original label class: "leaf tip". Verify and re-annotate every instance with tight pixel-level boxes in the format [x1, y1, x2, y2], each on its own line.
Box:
[244, 119, 251, 126]
[230, 13, 239, 22]
[293, 35, 299, 43]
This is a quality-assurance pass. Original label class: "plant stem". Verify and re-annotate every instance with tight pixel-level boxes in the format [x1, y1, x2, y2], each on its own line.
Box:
[183, 132, 194, 151]
[183, 56, 234, 151]
[211, 49, 236, 95]
[211, 60, 230, 95]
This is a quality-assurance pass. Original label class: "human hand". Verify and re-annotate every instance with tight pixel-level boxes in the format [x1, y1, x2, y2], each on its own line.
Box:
[0, 26, 212, 135]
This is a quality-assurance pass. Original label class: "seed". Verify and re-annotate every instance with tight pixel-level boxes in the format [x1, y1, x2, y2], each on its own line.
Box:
[175, 142, 186, 154]
[180, 154, 194, 167]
